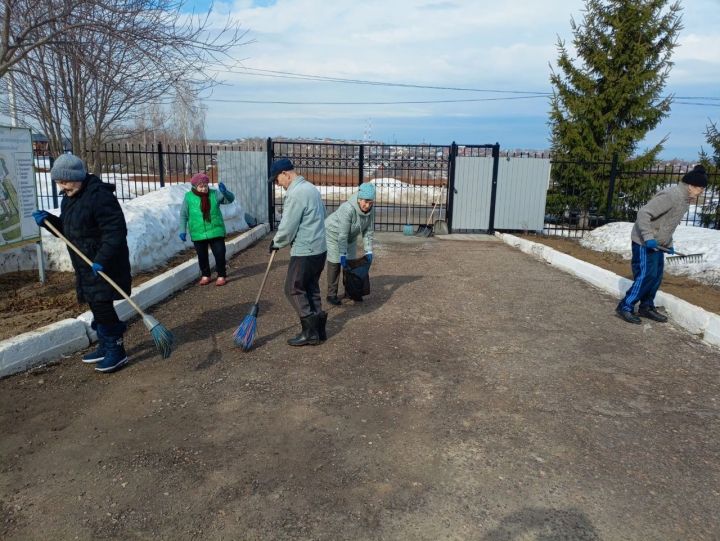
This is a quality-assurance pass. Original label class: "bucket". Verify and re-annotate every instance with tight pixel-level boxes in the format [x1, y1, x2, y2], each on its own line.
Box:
[403, 224, 414, 236]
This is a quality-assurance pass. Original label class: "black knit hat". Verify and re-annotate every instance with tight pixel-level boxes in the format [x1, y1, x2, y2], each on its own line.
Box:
[681, 165, 708, 188]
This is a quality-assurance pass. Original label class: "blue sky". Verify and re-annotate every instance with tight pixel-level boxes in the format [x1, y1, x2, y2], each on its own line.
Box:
[194, 1, 719, 159]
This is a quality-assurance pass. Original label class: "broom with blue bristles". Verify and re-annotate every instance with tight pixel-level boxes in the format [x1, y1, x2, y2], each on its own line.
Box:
[43, 220, 175, 358]
[234, 250, 277, 351]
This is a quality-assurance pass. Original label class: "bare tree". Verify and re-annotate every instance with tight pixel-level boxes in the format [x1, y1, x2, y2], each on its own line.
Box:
[169, 80, 206, 174]
[3, 0, 248, 169]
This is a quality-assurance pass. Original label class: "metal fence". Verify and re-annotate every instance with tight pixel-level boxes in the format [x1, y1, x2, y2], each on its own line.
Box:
[35, 141, 261, 210]
[269, 140, 452, 231]
[544, 154, 720, 237]
[34, 140, 719, 236]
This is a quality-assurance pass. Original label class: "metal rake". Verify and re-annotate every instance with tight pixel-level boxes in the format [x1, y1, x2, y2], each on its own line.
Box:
[658, 245, 704, 265]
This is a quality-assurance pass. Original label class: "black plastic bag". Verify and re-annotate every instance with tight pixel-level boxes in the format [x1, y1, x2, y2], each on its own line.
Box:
[342, 256, 371, 301]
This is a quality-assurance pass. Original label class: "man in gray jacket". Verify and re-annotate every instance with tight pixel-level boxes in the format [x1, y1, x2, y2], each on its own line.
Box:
[269, 158, 328, 345]
[616, 165, 708, 324]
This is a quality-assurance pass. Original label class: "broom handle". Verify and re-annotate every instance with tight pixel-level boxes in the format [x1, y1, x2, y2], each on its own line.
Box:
[42, 220, 147, 318]
[254, 250, 277, 304]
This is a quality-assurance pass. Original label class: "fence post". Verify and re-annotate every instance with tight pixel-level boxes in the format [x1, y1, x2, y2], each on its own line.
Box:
[605, 152, 619, 224]
[487, 143, 501, 234]
[49, 155, 59, 208]
[446, 142, 458, 233]
[358, 144, 364, 186]
[157, 141, 165, 188]
[267, 137, 275, 230]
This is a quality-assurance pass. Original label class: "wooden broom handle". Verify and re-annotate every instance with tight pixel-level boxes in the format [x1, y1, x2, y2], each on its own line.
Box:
[424, 202, 438, 227]
[254, 250, 277, 304]
[42, 220, 146, 317]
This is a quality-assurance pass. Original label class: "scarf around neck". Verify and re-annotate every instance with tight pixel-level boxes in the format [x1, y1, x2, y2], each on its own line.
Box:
[192, 188, 211, 222]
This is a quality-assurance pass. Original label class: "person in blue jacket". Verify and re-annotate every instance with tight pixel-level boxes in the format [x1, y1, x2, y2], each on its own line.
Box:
[324, 182, 375, 305]
[268, 158, 328, 346]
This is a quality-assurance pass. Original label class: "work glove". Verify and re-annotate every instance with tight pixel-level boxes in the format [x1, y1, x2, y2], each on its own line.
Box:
[645, 239, 658, 250]
[218, 182, 228, 194]
[179, 232, 187, 242]
[269, 240, 279, 253]
[366, 252, 373, 265]
[32, 210, 49, 226]
[667, 246, 675, 255]
[91, 262, 104, 277]
[340, 255, 348, 269]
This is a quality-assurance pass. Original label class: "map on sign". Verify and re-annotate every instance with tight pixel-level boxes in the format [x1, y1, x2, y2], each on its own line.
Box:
[0, 126, 38, 252]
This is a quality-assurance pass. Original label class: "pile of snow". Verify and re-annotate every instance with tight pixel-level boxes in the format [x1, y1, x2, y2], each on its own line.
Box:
[580, 222, 720, 286]
[274, 177, 447, 206]
[36, 171, 166, 208]
[19, 183, 247, 275]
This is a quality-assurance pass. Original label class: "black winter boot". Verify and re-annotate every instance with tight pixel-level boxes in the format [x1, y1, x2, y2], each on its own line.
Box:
[95, 322, 129, 373]
[287, 314, 321, 347]
[318, 311, 328, 342]
[638, 306, 668, 323]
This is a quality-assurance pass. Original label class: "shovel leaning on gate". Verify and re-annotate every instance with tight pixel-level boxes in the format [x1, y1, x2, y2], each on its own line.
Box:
[415, 202, 438, 237]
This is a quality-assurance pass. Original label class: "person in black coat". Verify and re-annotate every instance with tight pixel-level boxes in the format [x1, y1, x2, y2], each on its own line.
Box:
[33, 154, 131, 373]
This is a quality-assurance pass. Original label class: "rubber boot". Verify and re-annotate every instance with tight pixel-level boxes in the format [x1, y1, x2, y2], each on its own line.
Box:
[287, 314, 321, 347]
[318, 311, 327, 342]
[82, 321, 106, 364]
[95, 322, 129, 373]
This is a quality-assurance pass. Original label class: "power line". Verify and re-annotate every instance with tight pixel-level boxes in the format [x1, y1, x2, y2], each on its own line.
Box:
[225, 66, 551, 96]
[203, 95, 547, 105]
[222, 66, 720, 103]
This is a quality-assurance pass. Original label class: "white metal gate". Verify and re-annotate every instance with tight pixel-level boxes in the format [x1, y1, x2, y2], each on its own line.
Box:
[217, 150, 268, 224]
[452, 156, 551, 232]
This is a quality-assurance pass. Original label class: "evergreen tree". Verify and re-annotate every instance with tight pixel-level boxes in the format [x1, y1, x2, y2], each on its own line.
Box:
[547, 0, 683, 220]
[698, 120, 720, 228]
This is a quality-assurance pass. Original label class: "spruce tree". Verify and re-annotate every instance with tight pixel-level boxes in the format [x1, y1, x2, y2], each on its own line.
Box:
[547, 0, 683, 219]
[698, 120, 720, 228]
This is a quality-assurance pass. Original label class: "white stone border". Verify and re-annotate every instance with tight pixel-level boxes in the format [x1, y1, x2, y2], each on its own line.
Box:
[497, 232, 720, 349]
[0, 225, 269, 378]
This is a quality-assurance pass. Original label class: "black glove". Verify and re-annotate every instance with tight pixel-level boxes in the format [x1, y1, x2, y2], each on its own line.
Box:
[269, 240, 279, 253]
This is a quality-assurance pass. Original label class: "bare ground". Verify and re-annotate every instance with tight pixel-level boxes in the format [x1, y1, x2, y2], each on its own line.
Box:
[1, 233, 719, 540]
[520, 234, 720, 315]
[0, 231, 249, 342]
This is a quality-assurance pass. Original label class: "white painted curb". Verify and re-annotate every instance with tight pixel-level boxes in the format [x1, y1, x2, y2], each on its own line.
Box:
[497, 232, 720, 349]
[0, 319, 89, 378]
[0, 225, 270, 377]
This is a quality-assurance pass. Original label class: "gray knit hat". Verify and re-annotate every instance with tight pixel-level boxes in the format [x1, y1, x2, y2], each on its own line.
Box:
[51, 153, 87, 182]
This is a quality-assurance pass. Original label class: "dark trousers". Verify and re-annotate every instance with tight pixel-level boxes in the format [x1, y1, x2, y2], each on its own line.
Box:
[88, 300, 121, 326]
[193, 237, 227, 278]
[284, 252, 327, 318]
[618, 242, 664, 312]
[326, 261, 342, 298]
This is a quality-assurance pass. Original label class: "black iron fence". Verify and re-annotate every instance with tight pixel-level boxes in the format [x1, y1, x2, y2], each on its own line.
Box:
[544, 154, 720, 237]
[34, 141, 260, 210]
[269, 140, 452, 231]
[34, 140, 719, 235]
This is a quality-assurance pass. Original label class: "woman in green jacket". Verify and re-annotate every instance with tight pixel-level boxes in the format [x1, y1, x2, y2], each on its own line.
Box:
[325, 182, 375, 305]
[179, 173, 235, 286]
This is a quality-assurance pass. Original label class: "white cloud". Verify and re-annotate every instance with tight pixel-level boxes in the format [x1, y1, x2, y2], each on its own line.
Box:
[196, 0, 720, 157]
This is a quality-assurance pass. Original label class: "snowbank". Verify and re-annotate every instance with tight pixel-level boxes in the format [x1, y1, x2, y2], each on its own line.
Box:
[580, 222, 720, 287]
[275, 177, 447, 206]
[3, 183, 248, 275]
